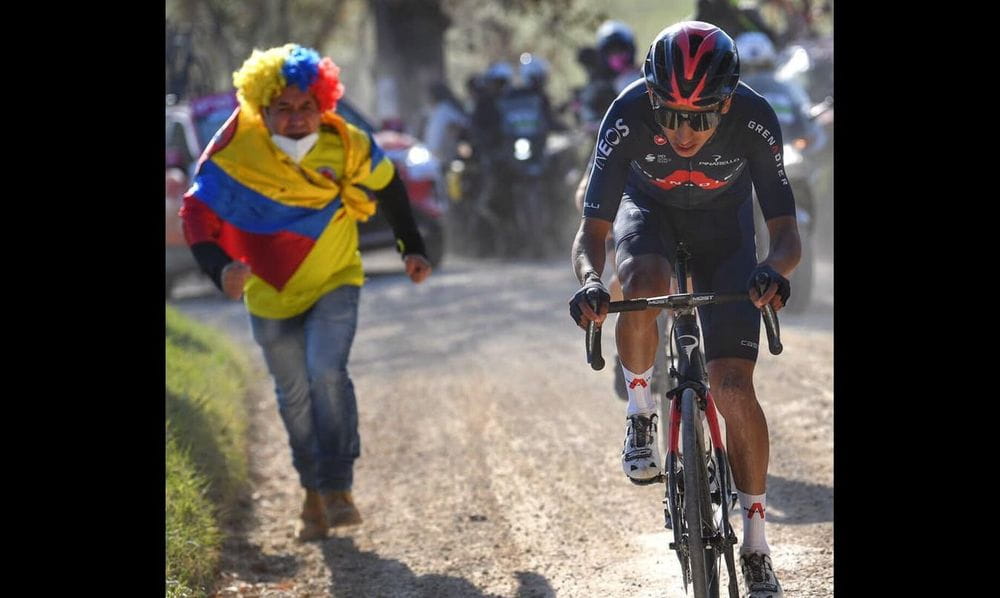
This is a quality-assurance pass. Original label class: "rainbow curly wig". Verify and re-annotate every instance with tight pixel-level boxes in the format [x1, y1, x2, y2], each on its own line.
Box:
[232, 43, 345, 116]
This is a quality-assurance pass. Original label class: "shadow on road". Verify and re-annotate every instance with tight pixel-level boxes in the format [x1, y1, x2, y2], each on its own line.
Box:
[322, 536, 555, 597]
[764, 474, 833, 524]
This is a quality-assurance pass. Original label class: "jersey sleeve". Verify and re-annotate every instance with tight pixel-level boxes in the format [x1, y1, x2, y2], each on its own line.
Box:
[744, 96, 796, 221]
[580, 96, 638, 221]
[345, 124, 396, 191]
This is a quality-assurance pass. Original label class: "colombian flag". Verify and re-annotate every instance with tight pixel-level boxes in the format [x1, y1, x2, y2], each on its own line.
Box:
[181, 104, 393, 317]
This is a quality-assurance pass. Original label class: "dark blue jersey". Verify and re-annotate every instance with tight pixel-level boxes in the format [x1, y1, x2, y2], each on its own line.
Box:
[581, 79, 796, 222]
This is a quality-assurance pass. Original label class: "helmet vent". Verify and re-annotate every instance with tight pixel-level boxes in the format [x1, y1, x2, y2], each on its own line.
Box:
[689, 35, 704, 56]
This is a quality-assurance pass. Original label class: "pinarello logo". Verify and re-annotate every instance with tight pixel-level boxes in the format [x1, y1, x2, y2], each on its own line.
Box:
[654, 134, 667, 145]
[629, 377, 648, 389]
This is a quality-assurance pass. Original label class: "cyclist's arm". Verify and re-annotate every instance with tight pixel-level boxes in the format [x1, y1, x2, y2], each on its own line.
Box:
[571, 216, 613, 325]
[761, 215, 800, 278]
[572, 217, 612, 284]
[745, 95, 801, 277]
[579, 91, 635, 223]
[573, 91, 637, 284]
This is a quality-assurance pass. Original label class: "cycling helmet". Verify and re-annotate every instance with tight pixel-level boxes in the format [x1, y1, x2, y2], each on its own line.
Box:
[735, 31, 776, 69]
[484, 61, 514, 86]
[519, 53, 550, 88]
[643, 21, 740, 109]
[596, 20, 637, 61]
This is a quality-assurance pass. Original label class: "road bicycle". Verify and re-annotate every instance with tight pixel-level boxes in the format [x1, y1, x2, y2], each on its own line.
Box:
[585, 242, 783, 597]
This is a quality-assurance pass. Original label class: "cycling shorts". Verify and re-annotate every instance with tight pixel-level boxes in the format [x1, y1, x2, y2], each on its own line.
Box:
[612, 185, 762, 363]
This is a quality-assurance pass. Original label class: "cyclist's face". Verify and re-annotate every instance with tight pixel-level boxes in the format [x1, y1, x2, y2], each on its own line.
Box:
[264, 86, 321, 139]
[659, 97, 732, 158]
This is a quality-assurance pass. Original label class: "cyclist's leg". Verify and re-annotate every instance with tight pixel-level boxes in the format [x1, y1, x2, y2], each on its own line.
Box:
[692, 199, 778, 569]
[613, 190, 674, 382]
[613, 189, 674, 481]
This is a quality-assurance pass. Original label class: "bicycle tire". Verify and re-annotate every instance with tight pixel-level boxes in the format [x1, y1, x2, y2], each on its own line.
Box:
[681, 388, 720, 598]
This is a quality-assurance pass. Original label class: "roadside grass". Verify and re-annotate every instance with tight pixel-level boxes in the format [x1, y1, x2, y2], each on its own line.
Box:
[165, 305, 251, 597]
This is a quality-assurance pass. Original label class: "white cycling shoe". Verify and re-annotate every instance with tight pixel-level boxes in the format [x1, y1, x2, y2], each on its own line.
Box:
[622, 413, 662, 484]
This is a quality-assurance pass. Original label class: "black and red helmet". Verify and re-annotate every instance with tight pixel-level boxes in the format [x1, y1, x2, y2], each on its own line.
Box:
[643, 21, 740, 109]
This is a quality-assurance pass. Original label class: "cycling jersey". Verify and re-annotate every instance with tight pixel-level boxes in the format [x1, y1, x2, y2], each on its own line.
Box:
[582, 79, 795, 221]
[583, 78, 797, 363]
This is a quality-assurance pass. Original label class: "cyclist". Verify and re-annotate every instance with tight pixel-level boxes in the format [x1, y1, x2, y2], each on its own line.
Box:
[180, 44, 432, 542]
[568, 22, 800, 597]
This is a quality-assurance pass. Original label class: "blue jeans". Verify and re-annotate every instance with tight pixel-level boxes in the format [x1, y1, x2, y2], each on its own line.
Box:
[249, 285, 361, 492]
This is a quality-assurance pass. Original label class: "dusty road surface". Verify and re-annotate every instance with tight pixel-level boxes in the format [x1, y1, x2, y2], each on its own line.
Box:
[172, 250, 833, 598]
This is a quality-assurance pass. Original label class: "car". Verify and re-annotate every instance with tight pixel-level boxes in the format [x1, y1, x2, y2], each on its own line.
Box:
[165, 92, 447, 297]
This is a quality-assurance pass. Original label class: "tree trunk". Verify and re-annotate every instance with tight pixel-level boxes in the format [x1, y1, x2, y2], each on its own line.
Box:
[372, 0, 450, 134]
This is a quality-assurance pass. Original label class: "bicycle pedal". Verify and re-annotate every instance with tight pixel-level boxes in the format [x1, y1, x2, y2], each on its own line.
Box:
[628, 473, 665, 486]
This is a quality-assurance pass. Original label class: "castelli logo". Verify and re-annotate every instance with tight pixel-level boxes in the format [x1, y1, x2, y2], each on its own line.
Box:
[654, 134, 668, 145]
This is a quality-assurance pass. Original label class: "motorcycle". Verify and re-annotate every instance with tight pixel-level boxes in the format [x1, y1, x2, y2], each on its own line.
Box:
[446, 88, 576, 258]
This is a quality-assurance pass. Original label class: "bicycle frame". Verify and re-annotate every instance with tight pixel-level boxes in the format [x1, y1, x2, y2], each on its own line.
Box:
[662, 244, 739, 597]
[583, 240, 783, 598]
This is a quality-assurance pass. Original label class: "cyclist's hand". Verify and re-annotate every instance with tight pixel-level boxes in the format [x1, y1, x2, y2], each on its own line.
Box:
[404, 254, 432, 284]
[747, 264, 790, 311]
[222, 261, 252, 300]
[569, 274, 611, 329]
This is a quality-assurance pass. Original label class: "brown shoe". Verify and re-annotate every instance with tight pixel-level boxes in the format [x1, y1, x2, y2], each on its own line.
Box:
[322, 490, 363, 527]
[296, 489, 329, 542]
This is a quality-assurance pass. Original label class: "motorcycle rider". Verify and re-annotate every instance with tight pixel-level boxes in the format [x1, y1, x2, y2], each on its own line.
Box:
[464, 62, 523, 253]
[481, 55, 560, 255]
[470, 62, 514, 158]
[595, 20, 644, 94]
[736, 32, 822, 147]
[573, 20, 642, 135]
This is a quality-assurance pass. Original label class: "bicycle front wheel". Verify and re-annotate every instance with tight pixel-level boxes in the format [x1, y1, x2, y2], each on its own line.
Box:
[681, 388, 720, 598]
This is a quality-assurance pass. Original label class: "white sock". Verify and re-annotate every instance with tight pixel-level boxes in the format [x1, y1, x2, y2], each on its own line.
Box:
[737, 490, 770, 555]
[622, 364, 656, 417]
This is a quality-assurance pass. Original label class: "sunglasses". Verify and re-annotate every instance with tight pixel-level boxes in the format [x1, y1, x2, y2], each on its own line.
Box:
[649, 94, 725, 132]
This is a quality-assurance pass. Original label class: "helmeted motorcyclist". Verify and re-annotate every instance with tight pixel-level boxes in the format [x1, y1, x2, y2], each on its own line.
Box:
[595, 20, 644, 94]
[735, 31, 822, 146]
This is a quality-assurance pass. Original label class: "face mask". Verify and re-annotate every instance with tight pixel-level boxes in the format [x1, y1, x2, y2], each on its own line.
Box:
[608, 52, 631, 74]
[271, 132, 319, 163]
